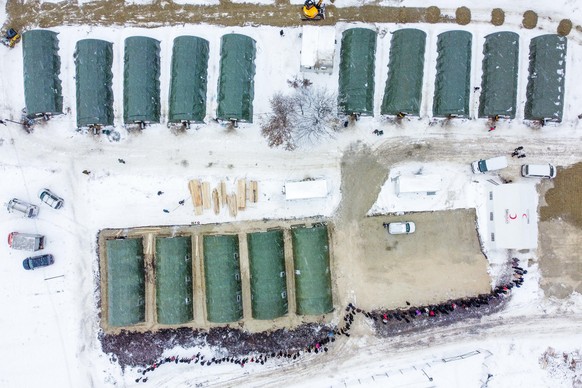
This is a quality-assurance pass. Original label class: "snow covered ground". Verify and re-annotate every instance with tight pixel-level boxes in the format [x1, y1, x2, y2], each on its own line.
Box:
[1, 0, 582, 387]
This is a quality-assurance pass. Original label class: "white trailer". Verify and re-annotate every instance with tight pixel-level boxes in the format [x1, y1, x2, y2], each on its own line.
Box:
[8, 232, 45, 251]
[285, 179, 328, 200]
[395, 175, 442, 196]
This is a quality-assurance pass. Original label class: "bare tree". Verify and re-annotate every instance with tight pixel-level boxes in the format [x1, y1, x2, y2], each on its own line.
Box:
[291, 87, 340, 145]
[261, 81, 339, 150]
[261, 93, 296, 151]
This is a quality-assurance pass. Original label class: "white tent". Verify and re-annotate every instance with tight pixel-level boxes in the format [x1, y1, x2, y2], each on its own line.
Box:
[285, 179, 328, 200]
[486, 183, 538, 249]
[300, 26, 335, 74]
[395, 174, 442, 196]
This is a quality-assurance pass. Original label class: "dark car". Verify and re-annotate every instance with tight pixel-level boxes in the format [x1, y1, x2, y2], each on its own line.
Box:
[22, 254, 54, 270]
[39, 188, 64, 209]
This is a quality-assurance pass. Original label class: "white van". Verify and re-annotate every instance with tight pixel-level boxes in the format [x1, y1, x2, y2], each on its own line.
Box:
[471, 156, 508, 174]
[521, 164, 556, 179]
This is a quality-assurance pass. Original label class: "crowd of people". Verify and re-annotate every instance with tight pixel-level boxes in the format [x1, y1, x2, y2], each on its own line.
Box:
[135, 259, 527, 383]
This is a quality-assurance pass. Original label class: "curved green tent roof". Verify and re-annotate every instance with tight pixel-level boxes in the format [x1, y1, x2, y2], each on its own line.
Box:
[338, 28, 377, 116]
[169, 36, 209, 123]
[155, 237, 193, 325]
[203, 234, 243, 323]
[75, 39, 114, 127]
[433, 31, 472, 117]
[381, 28, 426, 116]
[292, 225, 333, 316]
[216, 34, 256, 123]
[524, 34, 567, 122]
[248, 230, 288, 320]
[106, 238, 145, 327]
[22, 30, 62, 117]
[478, 32, 519, 119]
[123, 36, 161, 124]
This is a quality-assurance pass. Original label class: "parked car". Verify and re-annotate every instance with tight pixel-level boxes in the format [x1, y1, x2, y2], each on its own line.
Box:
[521, 164, 557, 179]
[8, 232, 45, 251]
[22, 254, 54, 270]
[6, 198, 39, 218]
[39, 188, 64, 209]
[384, 221, 416, 235]
[471, 156, 508, 174]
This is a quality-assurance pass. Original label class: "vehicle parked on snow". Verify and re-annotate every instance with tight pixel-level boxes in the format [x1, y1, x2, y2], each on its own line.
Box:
[471, 156, 508, 174]
[521, 164, 556, 179]
[6, 198, 39, 218]
[22, 254, 54, 270]
[384, 221, 416, 235]
[8, 232, 45, 251]
[39, 188, 64, 209]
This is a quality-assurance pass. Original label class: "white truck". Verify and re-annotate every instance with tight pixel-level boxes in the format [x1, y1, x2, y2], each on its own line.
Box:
[8, 232, 45, 251]
[471, 156, 508, 174]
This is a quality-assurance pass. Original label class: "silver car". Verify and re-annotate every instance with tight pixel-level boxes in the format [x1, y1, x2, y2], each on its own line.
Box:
[39, 188, 64, 209]
[6, 198, 39, 218]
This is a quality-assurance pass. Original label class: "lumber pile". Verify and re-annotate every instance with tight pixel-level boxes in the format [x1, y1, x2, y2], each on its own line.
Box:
[188, 178, 258, 218]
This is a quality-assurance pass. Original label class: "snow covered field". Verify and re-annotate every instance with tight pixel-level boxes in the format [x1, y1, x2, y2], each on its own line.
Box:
[1, 0, 582, 387]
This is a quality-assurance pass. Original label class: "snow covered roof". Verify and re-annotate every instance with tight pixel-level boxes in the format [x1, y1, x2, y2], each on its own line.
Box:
[488, 183, 538, 249]
[285, 180, 328, 200]
[395, 174, 442, 195]
[300, 26, 335, 73]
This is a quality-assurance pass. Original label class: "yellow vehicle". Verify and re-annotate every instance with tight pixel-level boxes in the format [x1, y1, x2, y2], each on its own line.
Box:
[302, 0, 325, 20]
[1, 28, 21, 48]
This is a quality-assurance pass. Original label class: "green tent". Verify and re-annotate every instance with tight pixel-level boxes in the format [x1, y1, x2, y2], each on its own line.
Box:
[338, 28, 377, 116]
[123, 36, 160, 124]
[524, 34, 567, 122]
[247, 230, 288, 320]
[433, 31, 472, 117]
[22, 30, 62, 118]
[106, 238, 145, 327]
[169, 36, 209, 123]
[381, 29, 426, 116]
[203, 235, 243, 323]
[216, 34, 256, 123]
[156, 237, 193, 325]
[478, 32, 519, 119]
[292, 225, 333, 316]
[75, 39, 114, 127]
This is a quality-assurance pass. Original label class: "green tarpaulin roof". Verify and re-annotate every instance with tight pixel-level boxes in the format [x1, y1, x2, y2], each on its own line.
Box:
[248, 230, 288, 320]
[169, 36, 209, 123]
[156, 237, 193, 325]
[106, 238, 145, 327]
[381, 29, 426, 116]
[203, 235, 243, 323]
[338, 28, 377, 116]
[292, 225, 333, 316]
[479, 32, 519, 119]
[433, 31, 472, 117]
[75, 39, 114, 127]
[216, 34, 256, 122]
[123, 36, 161, 124]
[524, 34, 567, 122]
[22, 30, 62, 117]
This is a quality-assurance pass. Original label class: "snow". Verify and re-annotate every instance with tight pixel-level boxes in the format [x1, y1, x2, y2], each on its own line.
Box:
[1, 0, 582, 387]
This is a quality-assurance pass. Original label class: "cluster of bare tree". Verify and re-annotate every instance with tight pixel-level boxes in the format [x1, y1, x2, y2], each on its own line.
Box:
[261, 77, 340, 150]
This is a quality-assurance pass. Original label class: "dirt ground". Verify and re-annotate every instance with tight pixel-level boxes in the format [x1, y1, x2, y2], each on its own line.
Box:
[538, 163, 582, 298]
[331, 143, 489, 312]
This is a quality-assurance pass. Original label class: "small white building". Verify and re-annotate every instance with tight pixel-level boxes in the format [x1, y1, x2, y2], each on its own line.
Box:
[395, 174, 442, 197]
[285, 179, 328, 200]
[300, 26, 335, 74]
[486, 183, 538, 249]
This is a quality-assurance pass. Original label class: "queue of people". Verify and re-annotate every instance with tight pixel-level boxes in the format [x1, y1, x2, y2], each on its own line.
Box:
[135, 259, 527, 383]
